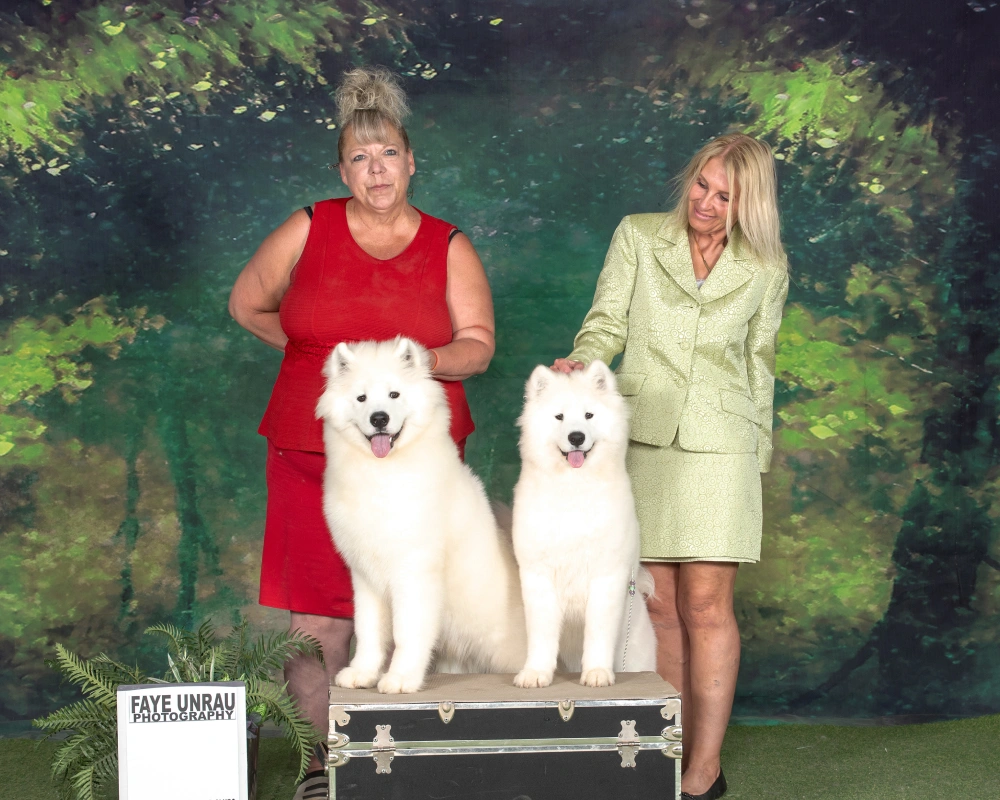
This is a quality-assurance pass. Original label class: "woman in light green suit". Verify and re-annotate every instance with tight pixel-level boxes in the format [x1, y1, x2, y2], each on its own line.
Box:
[554, 133, 788, 800]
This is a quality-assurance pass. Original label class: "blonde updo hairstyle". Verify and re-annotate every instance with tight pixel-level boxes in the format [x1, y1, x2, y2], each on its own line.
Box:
[335, 66, 411, 164]
[671, 132, 786, 266]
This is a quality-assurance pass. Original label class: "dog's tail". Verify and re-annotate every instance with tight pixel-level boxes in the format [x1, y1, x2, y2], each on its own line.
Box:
[636, 565, 656, 600]
[491, 501, 513, 540]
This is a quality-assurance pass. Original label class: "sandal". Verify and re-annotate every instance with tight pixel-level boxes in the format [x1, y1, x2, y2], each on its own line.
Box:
[292, 769, 328, 800]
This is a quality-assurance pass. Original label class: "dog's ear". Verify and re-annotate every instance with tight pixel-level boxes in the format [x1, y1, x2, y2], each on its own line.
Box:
[584, 359, 617, 394]
[325, 342, 356, 378]
[524, 365, 552, 401]
[392, 336, 427, 370]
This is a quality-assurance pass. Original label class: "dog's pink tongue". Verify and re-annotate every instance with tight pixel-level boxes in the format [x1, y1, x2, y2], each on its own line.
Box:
[370, 434, 392, 458]
[567, 450, 586, 469]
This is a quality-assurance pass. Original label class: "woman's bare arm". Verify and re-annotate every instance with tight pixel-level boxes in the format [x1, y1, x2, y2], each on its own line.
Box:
[432, 232, 496, 380]
[228, 209, 312, 351]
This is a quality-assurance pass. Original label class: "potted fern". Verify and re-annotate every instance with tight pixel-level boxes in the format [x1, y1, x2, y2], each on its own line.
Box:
[34, 615, 323, 800]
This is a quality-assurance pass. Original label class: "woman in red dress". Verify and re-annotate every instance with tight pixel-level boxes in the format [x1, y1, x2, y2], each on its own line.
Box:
[229, 67, 495, 800]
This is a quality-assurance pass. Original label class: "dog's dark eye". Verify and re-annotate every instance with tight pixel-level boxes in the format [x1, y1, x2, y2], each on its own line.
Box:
[555, 414, 563, 421]
[585, 412, 593, 419]
[389, 391, 400, 399]
[357, 395, 366, 402]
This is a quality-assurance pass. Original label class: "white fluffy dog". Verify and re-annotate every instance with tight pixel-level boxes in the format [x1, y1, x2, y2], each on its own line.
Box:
[315, 337, 527, 694]
[512, 361, 657, 688]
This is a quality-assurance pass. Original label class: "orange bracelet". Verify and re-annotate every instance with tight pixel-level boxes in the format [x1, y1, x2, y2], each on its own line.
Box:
[430, 349, 440, 372]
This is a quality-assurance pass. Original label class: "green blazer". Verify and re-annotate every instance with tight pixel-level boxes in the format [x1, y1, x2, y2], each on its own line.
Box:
[568, 214, 789, 473]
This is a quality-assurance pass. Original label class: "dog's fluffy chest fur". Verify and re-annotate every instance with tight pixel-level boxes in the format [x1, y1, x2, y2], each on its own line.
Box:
[512, 465, 640, 578]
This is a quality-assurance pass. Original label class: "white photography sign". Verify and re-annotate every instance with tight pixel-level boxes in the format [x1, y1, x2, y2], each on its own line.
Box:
[117, 681, 248, 800]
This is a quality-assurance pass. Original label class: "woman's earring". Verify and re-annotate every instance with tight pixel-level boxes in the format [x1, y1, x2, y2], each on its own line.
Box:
[407, 184, 414, 200]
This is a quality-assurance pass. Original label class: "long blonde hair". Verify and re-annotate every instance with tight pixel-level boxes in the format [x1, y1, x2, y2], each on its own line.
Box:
[335, 66, 411, 163]
[670, 133, 786, 266]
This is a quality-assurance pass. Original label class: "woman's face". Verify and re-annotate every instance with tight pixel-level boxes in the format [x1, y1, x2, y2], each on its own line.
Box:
[687, 156, 738, 237]
[338, 125, 415, 212]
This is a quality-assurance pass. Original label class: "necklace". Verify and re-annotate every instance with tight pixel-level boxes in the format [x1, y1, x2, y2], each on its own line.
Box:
[348, 199, 413, 236]
[348, 200, 383, 232]
[689, 229, 726, 279]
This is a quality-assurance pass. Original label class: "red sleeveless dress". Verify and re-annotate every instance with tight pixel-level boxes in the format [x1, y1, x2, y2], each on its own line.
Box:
[258, 197, 476, 617]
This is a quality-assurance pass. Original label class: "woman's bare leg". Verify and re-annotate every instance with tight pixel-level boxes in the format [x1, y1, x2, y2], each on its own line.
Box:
[644, 561, 689, 691]
[677, 562, 740, 795]
[285, 612, 354, 772]
[643, 562, 692, 769]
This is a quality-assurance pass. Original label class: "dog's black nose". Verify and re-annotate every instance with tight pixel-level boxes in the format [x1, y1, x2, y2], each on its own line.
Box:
[370, 411, 390, 430]
[568, 431, 586, 447]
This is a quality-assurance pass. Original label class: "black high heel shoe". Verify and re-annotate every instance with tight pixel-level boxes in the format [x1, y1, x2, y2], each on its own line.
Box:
[681, 768, 727, 800]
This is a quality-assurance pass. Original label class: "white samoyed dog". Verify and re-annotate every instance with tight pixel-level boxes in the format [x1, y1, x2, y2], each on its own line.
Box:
[315, 337, 527, 694]
[512, 361, 657, 688]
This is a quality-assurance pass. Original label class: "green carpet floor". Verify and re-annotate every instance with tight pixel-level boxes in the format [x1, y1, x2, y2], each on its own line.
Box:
[5, 715, 999, 799]
[721, 715, 1000, 799]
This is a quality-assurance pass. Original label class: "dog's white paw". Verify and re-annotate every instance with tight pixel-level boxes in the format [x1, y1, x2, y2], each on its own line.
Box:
[514, 668, 553, 689]
[334, 666, 380, 689]
[580, 667, 615, 687]
[377, 671, 424, 694]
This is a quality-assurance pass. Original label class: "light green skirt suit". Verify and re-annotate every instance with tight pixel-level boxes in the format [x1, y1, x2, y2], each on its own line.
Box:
[568, 214, 789, 563]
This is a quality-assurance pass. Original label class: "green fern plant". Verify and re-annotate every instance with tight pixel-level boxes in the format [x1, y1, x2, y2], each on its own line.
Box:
[33, 616, 324, 800]
[33, 645, 144, 800]
[145, 617, 324, 781]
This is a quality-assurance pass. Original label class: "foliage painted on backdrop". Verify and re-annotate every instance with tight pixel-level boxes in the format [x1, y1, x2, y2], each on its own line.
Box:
[647, 7, 959, 224]
[0, 0, 418, 170]
[0, 299, 150, 460]
[0, 0, 998, 721]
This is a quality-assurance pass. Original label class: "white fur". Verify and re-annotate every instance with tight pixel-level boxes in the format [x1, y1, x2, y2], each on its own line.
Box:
[512, 361, 657, 688]
[316, 337, 527, 693]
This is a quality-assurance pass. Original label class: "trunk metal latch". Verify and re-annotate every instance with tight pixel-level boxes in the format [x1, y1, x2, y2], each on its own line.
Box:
[660, 698, 683, 759]
[327, 707, 353, 769]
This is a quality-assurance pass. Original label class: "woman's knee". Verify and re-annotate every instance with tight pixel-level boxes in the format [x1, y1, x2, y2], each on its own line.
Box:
[677, 590, 735, 631]
[289, 613, 354, 648]
[643, 564, 683, 628]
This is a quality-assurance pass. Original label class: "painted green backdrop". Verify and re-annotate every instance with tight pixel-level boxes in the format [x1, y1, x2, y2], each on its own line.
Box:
[1, 0, 998, 725]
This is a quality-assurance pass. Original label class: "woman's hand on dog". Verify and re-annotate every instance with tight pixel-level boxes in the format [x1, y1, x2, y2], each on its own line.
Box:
[551, 358, 584, 373]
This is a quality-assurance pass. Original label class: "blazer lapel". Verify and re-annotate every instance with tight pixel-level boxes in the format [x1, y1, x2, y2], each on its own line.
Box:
[651, 218, 702, 303]
[698, 244, 753, 303]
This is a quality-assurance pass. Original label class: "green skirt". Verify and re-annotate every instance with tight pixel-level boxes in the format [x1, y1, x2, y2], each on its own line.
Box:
[626, 438, 762, 563]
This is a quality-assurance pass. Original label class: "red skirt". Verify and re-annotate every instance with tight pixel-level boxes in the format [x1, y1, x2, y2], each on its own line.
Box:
[259, 438, 466, 618]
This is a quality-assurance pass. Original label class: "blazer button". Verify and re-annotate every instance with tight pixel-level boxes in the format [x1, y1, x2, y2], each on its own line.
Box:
[674, 377, 686, 387]
[679, 341, 691, 351]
